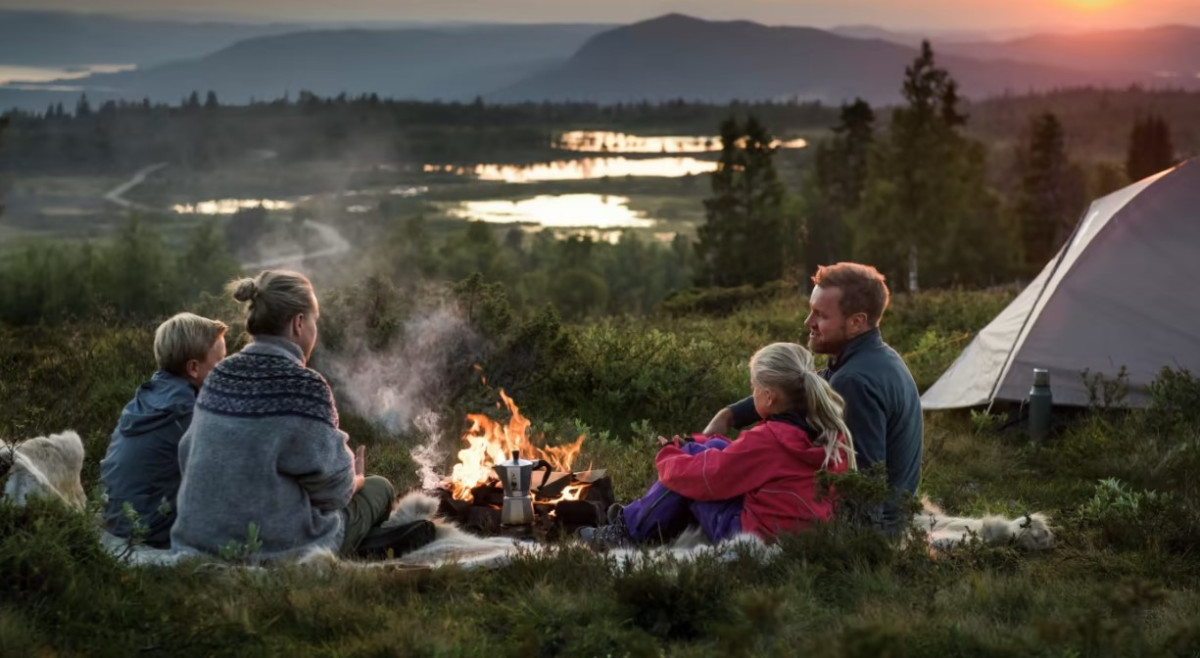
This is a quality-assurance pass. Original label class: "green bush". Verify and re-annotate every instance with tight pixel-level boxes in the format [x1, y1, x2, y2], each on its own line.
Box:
[614, 558, 735, 640]
[0, 216, 239, 325]
[658, 281, 796, 317]
[1147, 367, 1200, 438]
[4, 287, 1200, 655]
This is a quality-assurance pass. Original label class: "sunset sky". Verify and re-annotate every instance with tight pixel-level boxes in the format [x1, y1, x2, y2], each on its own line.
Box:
[1, 0, 1197, 30]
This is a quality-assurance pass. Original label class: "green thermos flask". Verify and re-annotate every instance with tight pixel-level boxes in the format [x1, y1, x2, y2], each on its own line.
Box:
[1029, 368, 1052, 443]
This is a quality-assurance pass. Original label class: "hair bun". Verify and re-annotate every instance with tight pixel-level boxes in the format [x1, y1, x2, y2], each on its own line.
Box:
[232, 279, 259, 303]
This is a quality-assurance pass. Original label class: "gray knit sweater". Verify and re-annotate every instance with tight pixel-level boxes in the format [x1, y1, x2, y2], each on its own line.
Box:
[171, 336, 355, 560]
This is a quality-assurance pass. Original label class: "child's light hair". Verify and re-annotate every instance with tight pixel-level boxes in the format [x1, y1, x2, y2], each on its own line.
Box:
[750, 342, 857, 470]
[154, 312, 228, 376]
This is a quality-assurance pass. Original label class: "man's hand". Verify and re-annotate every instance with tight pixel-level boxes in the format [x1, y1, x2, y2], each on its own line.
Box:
[657, 435, 686, 447]
[701, 407, 734, 436]
[353, 474, 365, 495]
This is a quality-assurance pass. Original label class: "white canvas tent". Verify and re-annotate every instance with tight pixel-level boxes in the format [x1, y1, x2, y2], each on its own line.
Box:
[922, 159, 1200, 409]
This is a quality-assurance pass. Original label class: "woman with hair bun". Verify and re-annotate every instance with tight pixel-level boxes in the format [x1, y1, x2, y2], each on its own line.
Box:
[172, 270, 417, 560]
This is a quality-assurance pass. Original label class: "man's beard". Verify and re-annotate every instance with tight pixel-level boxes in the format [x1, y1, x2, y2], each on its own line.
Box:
[808, 323, 848, 356]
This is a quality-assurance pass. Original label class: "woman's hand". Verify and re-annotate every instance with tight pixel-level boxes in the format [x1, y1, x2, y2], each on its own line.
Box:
[657, 435, 685, 447]
[353, 474, 365, 494]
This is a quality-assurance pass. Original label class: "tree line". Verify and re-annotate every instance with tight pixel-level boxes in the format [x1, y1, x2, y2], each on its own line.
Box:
[0, 44, 1189, 325]
[695, 42, 1183, 291]
[0, 94, 836, 173]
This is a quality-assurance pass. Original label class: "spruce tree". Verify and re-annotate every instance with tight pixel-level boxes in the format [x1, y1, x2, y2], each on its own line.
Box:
[853, 41, 1012, 290]
[803, 99, 875, 272]
[1013, 112, 1087, 278]
[1126, 115, 1175, 182]
[696, 116, 789, 287]
[74, 94, 92, 118]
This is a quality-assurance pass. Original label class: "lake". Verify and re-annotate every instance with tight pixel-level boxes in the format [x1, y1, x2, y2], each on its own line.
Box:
[0, 64, 136, 86]
[172, 199, 295, 215]
[555, 131, 808, 153]
[425, 157, 717, 182]
[446, 194, 655, 230]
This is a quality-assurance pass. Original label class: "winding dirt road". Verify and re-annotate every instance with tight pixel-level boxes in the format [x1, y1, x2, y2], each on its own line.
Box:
[103, 163, 351, 268]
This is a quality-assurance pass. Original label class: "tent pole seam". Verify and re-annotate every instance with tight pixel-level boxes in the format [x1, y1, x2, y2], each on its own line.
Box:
[984, 205, 1092, 414]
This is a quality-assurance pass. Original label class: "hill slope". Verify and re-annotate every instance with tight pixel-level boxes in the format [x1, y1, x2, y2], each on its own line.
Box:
[491, 14, 1154, 104]
[44, 24, 608, 104]
[0, 10, 305, 66]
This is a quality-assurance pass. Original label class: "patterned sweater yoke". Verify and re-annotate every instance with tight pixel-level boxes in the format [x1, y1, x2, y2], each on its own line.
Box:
[196, 339, 339, 429]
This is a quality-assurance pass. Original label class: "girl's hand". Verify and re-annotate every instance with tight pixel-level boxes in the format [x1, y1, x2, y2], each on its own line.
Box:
[657, 435, 685, 447]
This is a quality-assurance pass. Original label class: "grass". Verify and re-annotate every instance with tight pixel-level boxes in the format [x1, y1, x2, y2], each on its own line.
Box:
[3, 290, 1200, 656]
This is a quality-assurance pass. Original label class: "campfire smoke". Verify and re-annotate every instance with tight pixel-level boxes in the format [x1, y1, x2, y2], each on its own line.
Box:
[327, 306, 481, 435]
[411, 411, 447, 490]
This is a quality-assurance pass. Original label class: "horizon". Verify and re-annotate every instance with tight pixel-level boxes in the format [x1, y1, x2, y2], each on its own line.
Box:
[1, 1, 1198, 32]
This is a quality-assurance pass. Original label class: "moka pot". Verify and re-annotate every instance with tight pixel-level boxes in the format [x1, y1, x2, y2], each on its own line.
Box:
[494, 450, 552, 526]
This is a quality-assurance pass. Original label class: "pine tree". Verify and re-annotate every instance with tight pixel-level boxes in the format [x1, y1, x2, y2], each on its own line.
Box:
[1125, 115, 1175, 182]
[696, 116, 789, 287]
[180, 219, 240, 299]
[853, 41, 1013, 290]
[803, 98, 875, 272]
[1091, 161, 1128, 198]
[1012, 112, 1087, 278]
[75, 94, 92, 118]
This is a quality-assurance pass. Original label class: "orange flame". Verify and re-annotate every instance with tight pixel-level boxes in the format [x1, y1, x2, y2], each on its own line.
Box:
[543, 483, 590, 505]
[447, 389, 586, 500]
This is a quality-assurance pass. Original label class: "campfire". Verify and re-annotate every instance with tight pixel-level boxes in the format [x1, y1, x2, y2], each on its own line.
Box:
[433, 389, 615, 537]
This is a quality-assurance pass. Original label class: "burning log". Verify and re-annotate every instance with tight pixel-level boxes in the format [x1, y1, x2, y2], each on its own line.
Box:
[446, 389, 587, 501]
[431, 387, 617, 539]
[469, 483, 505, 508]
[554, 500, 604, 527]
[427, 471, 616, 539]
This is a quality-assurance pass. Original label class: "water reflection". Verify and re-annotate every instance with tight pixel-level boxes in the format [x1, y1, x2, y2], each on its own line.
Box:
[447, 194, 655, 229]
[425, 157, 716, 182]
[172, 199, 295, 215]
[555, 131, 807, 153]
[524, 227, 676, 245]
[390, 185, 429, 196]
[0, 64, 136, 86]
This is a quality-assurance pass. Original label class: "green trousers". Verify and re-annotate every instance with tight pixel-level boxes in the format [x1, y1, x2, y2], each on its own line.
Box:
[340, 475, 395, 556]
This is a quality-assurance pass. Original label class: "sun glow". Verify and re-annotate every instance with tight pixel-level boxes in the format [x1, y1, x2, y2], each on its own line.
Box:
[1066, 0, 1122, 9]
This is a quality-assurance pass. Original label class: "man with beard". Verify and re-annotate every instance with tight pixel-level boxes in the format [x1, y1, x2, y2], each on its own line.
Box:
[703, 262, 922, 533]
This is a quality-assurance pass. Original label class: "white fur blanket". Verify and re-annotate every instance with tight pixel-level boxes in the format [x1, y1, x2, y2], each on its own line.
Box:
[915, 498, 1054, 551]
[363, 492, 1055, 570]
[1, 431, 87, 509]
[1, 431, 1053, 569]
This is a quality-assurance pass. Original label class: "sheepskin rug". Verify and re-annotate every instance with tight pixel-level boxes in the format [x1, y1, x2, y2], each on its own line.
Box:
[1, 431, 87, 509]
[0, 431, 1053, 569]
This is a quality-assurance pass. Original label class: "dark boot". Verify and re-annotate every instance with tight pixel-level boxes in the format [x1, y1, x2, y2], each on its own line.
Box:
[355, 520, 437, 559]
[578, 505, 632, 550]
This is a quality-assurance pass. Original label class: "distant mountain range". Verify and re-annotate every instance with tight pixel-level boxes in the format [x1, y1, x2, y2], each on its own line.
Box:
[937, 25, 1200, 78]
[65, 24, 608, 104]
[2, 12, 1198, 111]
[0, 10, 306, 67]
[490, 14, 1134, 104]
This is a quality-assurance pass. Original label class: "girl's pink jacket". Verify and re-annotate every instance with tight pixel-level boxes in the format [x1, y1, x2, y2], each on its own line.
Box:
[655, 420, 848, 538]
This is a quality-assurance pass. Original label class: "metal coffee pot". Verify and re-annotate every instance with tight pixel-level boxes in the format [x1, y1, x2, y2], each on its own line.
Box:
[493, 450, 552, 526]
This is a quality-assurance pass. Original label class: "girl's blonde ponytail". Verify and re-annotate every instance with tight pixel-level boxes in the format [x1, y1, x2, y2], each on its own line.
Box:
[749, 343, 856, 470]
